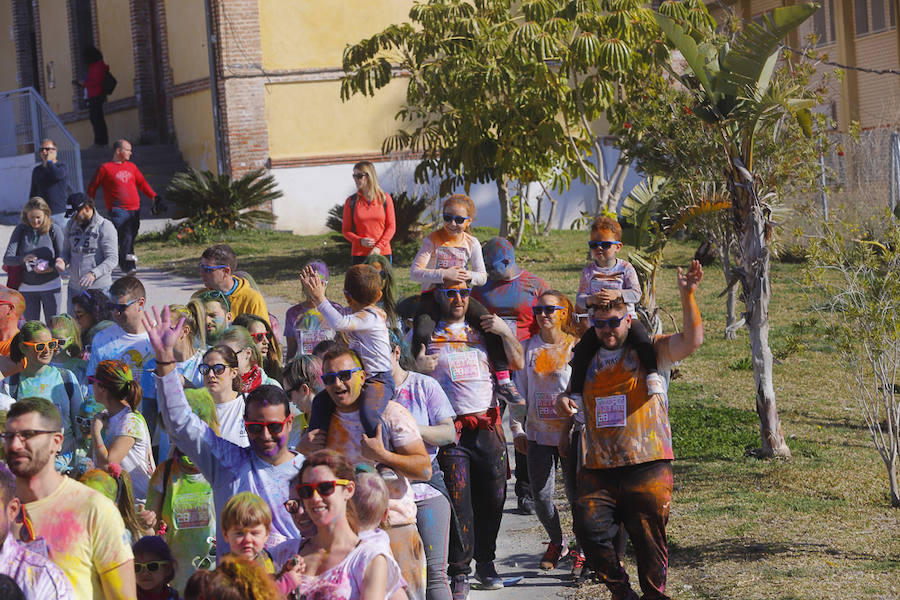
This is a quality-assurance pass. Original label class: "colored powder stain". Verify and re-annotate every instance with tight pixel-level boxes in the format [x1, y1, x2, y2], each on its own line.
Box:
[534, 345, 569, 376]
[39, 510, 86, 556]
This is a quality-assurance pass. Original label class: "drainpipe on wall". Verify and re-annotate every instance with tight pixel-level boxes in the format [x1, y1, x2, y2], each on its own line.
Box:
[204, 0, 225, 175]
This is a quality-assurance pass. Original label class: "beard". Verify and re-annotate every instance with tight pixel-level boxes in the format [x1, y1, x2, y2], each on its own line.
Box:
[7, 443, 54, 479]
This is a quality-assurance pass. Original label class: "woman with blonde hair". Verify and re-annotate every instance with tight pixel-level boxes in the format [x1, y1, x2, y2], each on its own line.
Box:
[341, 161, 396, 265]
[3, 196, 66, 319]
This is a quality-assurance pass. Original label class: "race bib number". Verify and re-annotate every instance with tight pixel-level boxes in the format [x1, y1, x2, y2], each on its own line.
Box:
[436, 246, 468, 269]
[299, 329, 334, 355]
[448, 351, 481, 382]
[589, 275, 622, 295]
[595, 394, 627, 428]
[536, 392, 560, 420]
[173, 492, 212, 530]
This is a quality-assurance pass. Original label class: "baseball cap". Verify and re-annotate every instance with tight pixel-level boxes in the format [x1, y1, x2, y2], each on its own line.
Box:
[65, 192, 88, 217]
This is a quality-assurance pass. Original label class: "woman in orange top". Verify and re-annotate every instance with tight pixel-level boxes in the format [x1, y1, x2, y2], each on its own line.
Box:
[341, 161, 396, 265]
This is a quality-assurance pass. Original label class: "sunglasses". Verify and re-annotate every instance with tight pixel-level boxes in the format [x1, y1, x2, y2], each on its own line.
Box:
[110, 298, 139, 313]
[590, 315, 625, 329]
[134, 561, 169, 574]
[588, 240, 622, 251]
[22, 339, 59, 352]
[441, 288, 471, 300]
[442, 214, 470, 225]
[198, 363, 228, 377]
[199, 264, 228, 273]
[76, 415, 93, 426]
[532, 305, 565, 316]
[244, 416, 290, 436]
[40, 147, 56, 152]
[250, 331, 268, 343]
[352, 173, 367, 180]
[321, 367, 362, 385]
[294, 479, 352, 499]
[283, 498, 302, 514]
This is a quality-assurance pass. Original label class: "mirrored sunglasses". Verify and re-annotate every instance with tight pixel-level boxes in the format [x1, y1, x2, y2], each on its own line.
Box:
[22, 339, 59, 352]
[198, 363, 228, 377]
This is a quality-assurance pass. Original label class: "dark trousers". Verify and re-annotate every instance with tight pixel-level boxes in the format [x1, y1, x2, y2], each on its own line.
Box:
[514, 450, 532, 500]
[109, 208, 141, 272]
[412, 294, 509, 371]
[570, 320, 657, 395]
[438, 426, 508, 576]
[351, 254, 392, 265]
[87, 95, 108, 146]
[576, 460, 673, 600]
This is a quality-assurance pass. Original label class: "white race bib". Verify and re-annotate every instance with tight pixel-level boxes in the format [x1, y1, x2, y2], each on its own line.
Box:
[595, 394, 627, 428]
[299, 329, 334, 355]
[173, 492, 213, 530]
[536, 392, 560, 420]
[436, 246, 468, 269]
[448, 351, 481, 382]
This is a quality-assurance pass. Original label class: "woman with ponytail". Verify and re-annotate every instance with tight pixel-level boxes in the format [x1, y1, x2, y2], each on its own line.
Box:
[165, 300, 207, 388]
[81, 465, 153, 543]
[5, 320, 83, 464]
[91, 358, 156, 502]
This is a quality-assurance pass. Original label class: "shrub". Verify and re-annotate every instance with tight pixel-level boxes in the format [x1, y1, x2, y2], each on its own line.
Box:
[326, 191, 431, 255]
[166, 168, 281, 232]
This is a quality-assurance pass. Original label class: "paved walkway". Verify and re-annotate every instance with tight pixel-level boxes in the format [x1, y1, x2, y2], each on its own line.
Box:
[0, 219, 577, 600]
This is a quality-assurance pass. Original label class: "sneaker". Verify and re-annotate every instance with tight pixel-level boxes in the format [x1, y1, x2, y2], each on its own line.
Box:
[496, 380, 525, 405]
[125, 254, 138, 266]
[450, 574, 469, 600]
[473, 562, 504, 590]
[516, 495, 535, 515]
[570, 550, 586, 579]
[540, 540, 568, 570]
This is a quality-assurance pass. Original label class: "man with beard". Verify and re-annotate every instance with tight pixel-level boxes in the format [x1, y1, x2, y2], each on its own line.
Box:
[61, 193, 118, 308]
[0, 461, 73, 599]
[557, 261, 704, 600]
[3, 397, 134, 599]
[145, 305, 304, 555]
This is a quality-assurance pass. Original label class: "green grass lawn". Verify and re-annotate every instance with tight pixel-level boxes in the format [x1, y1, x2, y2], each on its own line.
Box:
[138, 227, 899, 599]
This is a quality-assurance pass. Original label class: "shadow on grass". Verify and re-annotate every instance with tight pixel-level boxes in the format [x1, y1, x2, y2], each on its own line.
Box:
[668, 538, 886, 568]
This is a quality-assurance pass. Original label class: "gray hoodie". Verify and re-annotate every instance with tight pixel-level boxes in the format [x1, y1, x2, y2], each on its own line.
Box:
[62, 210, 118, 292]
[3, 223, 65, 288]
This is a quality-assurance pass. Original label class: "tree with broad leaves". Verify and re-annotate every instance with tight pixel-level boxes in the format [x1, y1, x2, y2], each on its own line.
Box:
[655, 2, 820, 458]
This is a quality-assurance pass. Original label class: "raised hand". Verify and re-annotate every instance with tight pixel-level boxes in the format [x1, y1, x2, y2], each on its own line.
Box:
[299, 266, 326, 304]
[141, 305, 185, 362]
[676, 260, 704, 295]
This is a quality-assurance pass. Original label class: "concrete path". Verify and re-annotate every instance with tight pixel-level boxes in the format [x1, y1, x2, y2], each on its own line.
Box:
[0, 219, 577, 600]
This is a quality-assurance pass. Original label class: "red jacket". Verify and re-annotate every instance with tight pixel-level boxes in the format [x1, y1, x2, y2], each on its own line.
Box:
[341, 192, 396, 256]
[83, 60, 108, 99]
[87, 161, 156, 211]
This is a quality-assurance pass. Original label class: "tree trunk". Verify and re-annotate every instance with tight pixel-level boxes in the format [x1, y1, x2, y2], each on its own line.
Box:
[512, 182, 528, 247]
[738, 181, 791, 459]
[497, 177, 510, 238]
[718, 242, 739, 340]
[888, 454, 900, 507]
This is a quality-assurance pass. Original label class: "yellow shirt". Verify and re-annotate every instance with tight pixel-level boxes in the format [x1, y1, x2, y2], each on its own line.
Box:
[193, 276, 269, 323]
[22, 477, 134, 600]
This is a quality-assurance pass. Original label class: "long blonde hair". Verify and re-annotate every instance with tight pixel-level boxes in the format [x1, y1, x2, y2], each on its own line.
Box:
[353, 161, 387, 204]
[21, 197, 51, 235]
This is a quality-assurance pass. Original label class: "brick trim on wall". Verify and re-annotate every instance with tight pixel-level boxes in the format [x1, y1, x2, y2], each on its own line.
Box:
[269, 151, 420, 169]
[168, 77, 211, 97]
[58, 95, 139, 124]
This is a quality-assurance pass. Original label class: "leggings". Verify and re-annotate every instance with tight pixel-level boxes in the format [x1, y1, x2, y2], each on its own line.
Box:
[438, 426, 508, 576]
[415, 492, 453, 600]
[22, 289, 61, 322]
[527, 441, 566, 545]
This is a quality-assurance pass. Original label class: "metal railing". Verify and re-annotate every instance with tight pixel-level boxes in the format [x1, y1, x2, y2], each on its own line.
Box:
[0, 87, 83, 195]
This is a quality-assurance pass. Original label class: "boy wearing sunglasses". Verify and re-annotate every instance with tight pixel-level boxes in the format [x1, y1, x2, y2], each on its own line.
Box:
[195, 244, 269, 323]
[145, 305, 305, 557]
[571, 216, 665, 407]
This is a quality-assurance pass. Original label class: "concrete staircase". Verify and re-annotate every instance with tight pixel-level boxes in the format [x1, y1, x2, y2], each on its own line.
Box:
[80, 144, 186, 226]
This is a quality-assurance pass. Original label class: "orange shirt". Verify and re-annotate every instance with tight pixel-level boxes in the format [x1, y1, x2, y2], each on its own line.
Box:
[0, 329, 19, 356]
[342, 193, 396, 256]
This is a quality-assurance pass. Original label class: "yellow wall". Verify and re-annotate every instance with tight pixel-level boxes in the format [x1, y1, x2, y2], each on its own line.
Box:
[95, 0, 135, 101]
[37, 0, 76, 115]
[172, 90, 216, 171]
[68, 108, 140, 148]
[164, 0, 209, 83]
[0, 3, 18, 90]
[265, 78, 407, 158]
[259, 0, 412, 70]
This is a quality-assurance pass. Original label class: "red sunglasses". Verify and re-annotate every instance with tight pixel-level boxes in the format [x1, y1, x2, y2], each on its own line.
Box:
[244, 416, 290, 436]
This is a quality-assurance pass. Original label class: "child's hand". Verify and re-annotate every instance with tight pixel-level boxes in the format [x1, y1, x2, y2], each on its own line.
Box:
[556, 394, 579, 418]
[596, 289, 622, 302]
[414, 347, 438, 373]
[441, 267, 468, 286]
[480, 314, 512, 337]
[677, 260, 703, 295]
[299, 266, 326, 304]
[278, 555, 306, 592]
[360, 423, 388, 462]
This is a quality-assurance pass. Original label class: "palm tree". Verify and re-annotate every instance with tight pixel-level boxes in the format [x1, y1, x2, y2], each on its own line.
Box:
[166, 168, 280, 231]
[655, 2, 818, 458]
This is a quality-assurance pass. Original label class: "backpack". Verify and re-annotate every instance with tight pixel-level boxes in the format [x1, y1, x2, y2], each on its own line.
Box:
[102, 71, 117, 96]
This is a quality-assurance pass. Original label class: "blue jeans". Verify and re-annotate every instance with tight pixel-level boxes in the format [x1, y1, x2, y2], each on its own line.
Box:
[22, 288, 61, 321]
[109, 208, 140, 272]
[415, 492, 452, 600]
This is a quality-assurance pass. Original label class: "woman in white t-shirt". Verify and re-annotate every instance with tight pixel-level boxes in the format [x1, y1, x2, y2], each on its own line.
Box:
[91, 358, 155, 503]
[201, 344, 248, 447]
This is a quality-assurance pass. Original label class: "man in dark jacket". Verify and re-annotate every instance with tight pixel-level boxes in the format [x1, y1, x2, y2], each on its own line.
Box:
[61, 193, 118, 310]
[29, 139, 68, 230]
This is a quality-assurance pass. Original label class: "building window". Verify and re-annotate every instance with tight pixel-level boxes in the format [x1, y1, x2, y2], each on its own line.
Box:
[69, 0, 95, 83]
[855, 0, 896, 36]
[812, 0, 837, 46]
[855, 0, 870, 35]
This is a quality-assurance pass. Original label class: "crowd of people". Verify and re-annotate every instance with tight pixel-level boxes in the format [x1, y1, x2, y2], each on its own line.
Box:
[0, 159, 705, 600]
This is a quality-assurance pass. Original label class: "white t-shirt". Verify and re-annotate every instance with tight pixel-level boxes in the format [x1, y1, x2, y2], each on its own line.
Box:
[101, 407, 155, 502]
[86, 325, 154, 399]
[317, 301, 392, 373]
[424, 322, 494, 416]
[515, 335, 576, 446]
[215, 395, 249, 448]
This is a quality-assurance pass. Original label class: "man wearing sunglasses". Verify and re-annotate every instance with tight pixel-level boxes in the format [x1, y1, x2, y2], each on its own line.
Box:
[414, 281, 524, 593]
[472, 237, 551, 516]
[556, 261, 705, 600]
[145, 305, 304, 557]
[29, 139, 69, 231]
[4, 398, 136, 599]
[194, 244, 269, 323]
